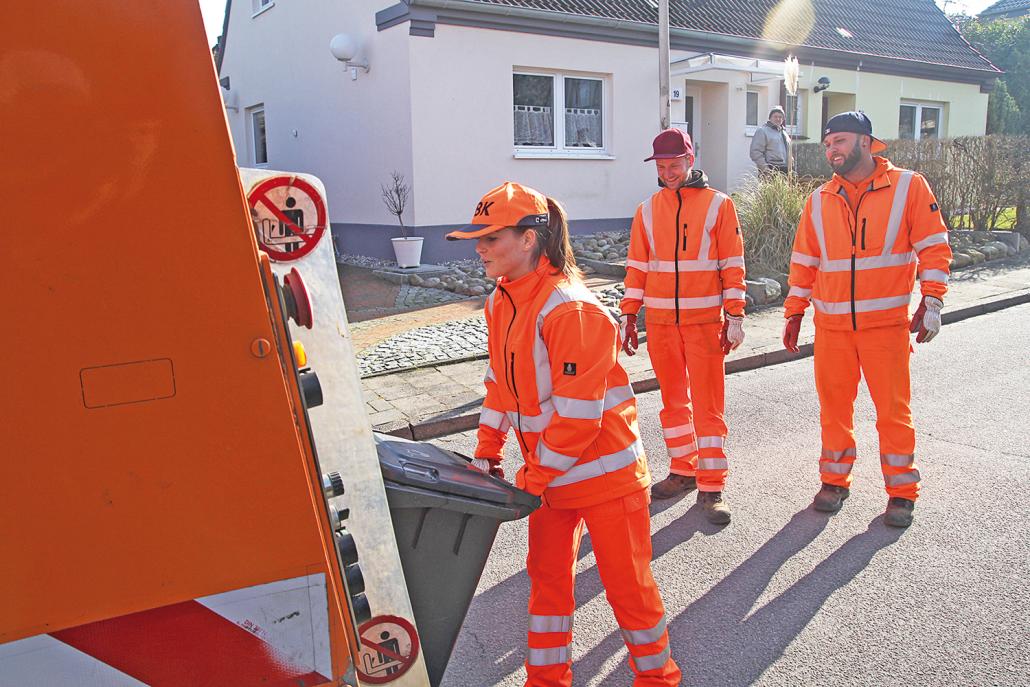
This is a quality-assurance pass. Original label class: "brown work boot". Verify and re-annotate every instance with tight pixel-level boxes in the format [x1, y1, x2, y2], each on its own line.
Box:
[651, 474, 696, 499]
[884, 497, 915, 528]
[812, 483, 850, 513]
[697, 491, 732, 525]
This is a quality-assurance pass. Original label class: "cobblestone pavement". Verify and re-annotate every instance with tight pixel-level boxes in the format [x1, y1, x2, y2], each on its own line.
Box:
[358, 315, 488, 377]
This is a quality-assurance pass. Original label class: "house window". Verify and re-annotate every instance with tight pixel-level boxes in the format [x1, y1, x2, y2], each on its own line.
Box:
[779, 83, 803, 135]
[513, 71, 607, 154]
[899, 102, 942, 140]
[247, 105, 267, 165]
[252, 0, 274, 15]
[746, 91, 759, 127]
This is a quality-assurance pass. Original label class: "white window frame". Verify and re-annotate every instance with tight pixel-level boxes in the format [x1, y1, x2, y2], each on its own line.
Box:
[513, 69, 613, 160]
[745, 90, 760, 135]
[252, 0, 274, 18]
[899, 101, 944, 140]
[246, 104, 268, 167]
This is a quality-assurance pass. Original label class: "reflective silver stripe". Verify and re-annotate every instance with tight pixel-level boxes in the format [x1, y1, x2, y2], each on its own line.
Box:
[697, 193, 726, 261]
[812, 294, 910, 315]
[791, 251, 820, 267]
[646, 258, 720, 272]
[810, 188, 830, 263]
[625, 259, 650, 272]
[822, 447, 857, 461]
[698, 457, 728, 470]
[882, 453, 915, 468]
[621, 615, 667, 645]
[913, 231, 949, 253]
[662, 423, 695, 439]
[882, 171, 914, 254]
[603, 384, 635, 410]
[486, 289, 496, 310]
[722, 288, 746, 300]
[819, 251, 915, 272]
[885, 470, 921, 487]
[552, 394, 604, 420]
[529, 615, 572, 634]
[919, 269, 949, 284]
[719, 255, 745, 269]
[643, 294, 723, 310]
[821, 462, 853, 475]
[484, 366, 497, 384]
[509, 401, 554, 433]
[479, 407, 511, 432]
[788, 286, 812, 299]
[631, 646, 671, 672]
[623, 287, 645, 300]
[641, 198, 656, 255]
[697, 436, 724, 449]
[667, 443, 697, 458]
[527, 646, 569, 666]
[535, 282, 610, 403]
[548, 440, 644, 488]
[538, 442, 580, 471]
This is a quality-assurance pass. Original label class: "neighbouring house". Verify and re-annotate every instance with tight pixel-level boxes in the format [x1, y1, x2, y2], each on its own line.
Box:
[215, 0, 1001, 262]
[979, 0, 1030, 21]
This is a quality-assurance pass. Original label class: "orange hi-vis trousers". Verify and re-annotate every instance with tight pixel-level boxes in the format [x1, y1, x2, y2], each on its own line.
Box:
[646, 321, 728, 491]
[814, 325, 921, 500]
[525, 489, 680, 687]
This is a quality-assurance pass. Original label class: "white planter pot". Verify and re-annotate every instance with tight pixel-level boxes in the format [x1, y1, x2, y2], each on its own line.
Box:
[391, 236, 424, 268]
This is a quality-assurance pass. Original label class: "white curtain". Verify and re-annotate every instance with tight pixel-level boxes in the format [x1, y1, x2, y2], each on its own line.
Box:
[514, 105, 553, 147]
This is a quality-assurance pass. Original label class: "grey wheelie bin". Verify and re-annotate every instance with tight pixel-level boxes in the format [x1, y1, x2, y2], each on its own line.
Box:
[374, 433, 540, 687]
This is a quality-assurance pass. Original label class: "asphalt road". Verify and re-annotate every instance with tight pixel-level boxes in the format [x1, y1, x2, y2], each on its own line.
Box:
[435, 303, 1030, 687]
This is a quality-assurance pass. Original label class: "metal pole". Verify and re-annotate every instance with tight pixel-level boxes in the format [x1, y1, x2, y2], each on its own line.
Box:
[658, 0, 670, 130]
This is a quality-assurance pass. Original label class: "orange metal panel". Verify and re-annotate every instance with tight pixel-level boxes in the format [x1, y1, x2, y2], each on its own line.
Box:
[0, 1, 358, 682]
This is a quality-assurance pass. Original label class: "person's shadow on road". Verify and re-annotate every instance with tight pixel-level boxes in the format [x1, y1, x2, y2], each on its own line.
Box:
[574, 509, 905, 686]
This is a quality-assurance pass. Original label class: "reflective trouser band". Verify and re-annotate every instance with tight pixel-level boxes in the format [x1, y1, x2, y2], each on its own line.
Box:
[527, 645, 570, 666]
[697, 435, 725, 449]
[668, 443, 697, 458]
[885, 470, 921, 486]
[821, 461, 853, 475]
[529, 614, 572, 634]
[698, 457, 728, 470]
[631, 646, 671, 673]
[621, 615, 667, 645]
[822, 447, 857, 461]
[663, 423, 695, 439]
[881, 453, 915, 468]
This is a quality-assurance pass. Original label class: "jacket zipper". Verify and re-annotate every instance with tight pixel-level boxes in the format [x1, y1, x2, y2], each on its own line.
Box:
[498, 284, 528, 453]
[673, 189, 683, 324]
[848, 192, 870, 331]
[860, 218, 867, 251]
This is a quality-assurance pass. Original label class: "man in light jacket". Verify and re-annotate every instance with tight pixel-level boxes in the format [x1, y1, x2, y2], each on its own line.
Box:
[749, 106, 792, 174]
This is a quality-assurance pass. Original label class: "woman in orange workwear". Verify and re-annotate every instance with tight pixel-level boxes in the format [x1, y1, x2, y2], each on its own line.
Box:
[447, 182, 681, 687]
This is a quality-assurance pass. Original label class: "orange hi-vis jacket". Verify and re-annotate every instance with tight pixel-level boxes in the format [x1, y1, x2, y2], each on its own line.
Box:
[784, 158, 952, 330]
[620, 172, 746, 325]
[475, 258, 650, 510]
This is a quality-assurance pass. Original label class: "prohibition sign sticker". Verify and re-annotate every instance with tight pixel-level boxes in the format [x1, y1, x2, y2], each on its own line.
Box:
[355, 614, 421, 684]
[247, 176, 327, 262]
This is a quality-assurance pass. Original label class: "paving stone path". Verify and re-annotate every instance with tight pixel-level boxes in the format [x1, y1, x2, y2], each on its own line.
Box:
[358, 315, 489, 377]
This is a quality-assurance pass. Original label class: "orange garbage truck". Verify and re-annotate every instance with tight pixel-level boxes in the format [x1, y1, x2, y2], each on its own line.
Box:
[0, 3, 536, 686]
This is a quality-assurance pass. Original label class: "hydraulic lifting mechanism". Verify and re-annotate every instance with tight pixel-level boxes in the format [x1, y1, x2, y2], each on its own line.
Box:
[1, 4, 538, 686]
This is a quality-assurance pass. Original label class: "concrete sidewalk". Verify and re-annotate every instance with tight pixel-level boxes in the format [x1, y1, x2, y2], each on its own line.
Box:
[360, 255, 1030, 440]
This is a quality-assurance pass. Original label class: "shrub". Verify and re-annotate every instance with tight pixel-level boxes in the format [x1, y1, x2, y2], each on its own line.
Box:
[734, 172, 822, 275]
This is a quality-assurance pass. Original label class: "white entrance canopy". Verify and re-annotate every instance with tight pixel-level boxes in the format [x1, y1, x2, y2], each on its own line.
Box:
[671, 53, 804, 84]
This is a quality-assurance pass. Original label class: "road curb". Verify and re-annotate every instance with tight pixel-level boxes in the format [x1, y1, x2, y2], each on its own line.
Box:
[384, 289, 1030, 441]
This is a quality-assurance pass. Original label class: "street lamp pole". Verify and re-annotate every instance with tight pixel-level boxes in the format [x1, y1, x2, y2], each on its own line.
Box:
[658, 0, 670, 130]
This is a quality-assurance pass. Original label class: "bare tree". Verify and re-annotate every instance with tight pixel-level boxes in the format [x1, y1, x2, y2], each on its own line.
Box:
[381, 171, 411, 238]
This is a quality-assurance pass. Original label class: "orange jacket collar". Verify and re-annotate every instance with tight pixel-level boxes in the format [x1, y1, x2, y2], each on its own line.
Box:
[495, 256, 555, 302]
[825, 157, 895, 196]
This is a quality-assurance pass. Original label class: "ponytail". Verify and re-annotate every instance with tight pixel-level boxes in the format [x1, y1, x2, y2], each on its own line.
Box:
[534, 197, 583, 282]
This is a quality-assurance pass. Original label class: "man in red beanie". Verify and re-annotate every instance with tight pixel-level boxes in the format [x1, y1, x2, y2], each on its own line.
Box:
[619, 129, 747, 524]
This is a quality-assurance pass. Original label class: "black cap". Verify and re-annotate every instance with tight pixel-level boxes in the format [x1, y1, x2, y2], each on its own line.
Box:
[823, 111, 887, 153]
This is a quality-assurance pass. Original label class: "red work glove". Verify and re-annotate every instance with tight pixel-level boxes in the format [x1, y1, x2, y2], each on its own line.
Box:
[782, 315, 803, 352]
[471, 458, 505, 480]
[620, 314, 638, 356]
[720, 313, 745, 354]
[909, 296, 943, 343]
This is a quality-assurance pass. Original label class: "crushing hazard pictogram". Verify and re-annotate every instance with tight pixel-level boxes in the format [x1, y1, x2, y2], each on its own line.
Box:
[356, 615, 420, 684]
[247, 176, 327, 262]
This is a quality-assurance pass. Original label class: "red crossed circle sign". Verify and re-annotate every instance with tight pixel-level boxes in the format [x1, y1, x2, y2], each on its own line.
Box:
[247, 176, 327, 262]
[355, 615, 421, 684]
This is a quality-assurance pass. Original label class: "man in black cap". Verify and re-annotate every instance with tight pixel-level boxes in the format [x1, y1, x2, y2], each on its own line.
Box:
[782, 111, 952, 528]
[749, 106, 792, 174]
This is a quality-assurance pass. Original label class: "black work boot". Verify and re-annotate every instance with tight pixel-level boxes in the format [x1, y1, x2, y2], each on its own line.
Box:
[697, 491, 732, 525]
[651, 474, 696, 499]
[884, 497, 915, 527]
[812, 484, 850, 513]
